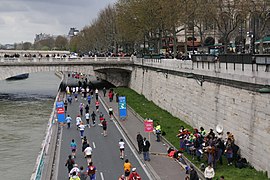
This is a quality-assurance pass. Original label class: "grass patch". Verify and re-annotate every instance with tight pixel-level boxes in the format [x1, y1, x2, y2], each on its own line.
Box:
[114, 87, 269, 180]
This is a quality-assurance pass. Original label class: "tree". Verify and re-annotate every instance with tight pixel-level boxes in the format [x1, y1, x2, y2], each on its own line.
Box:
[22, 42, 32, 50]
[55, 36, 68, 50]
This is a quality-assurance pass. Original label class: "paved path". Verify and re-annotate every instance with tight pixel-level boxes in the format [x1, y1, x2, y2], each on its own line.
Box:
[57, 93, 149, 180]
[100, 92, 187, 180]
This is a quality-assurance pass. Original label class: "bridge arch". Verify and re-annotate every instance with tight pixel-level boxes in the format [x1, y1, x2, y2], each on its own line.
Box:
[0, 62, 134, 87]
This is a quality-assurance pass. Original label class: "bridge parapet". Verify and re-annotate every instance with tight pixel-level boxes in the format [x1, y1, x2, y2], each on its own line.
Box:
[134, 57, 270, 86]
[0, 56, 133, 63]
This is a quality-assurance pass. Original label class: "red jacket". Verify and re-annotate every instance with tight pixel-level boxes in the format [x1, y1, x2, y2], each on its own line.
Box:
[129, 172, 141, 180]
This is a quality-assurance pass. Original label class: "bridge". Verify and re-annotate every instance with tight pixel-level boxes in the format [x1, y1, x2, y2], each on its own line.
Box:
[0, 57, 134, 86]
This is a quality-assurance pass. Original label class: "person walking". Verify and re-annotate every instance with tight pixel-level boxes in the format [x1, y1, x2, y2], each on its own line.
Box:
[101, 118, 107, 136]
[136, 132, 143, 154]
[87, 162, 97, 180]
[102, 87, 106, 97]
[124, 159, 132, 180]
[65, 155, 75, 173]
[70, 139, 77, 158]
[128, 168, 141, 180]
[204, 163, 215, 180]
[189, 165, 199, 180]
[91, 111, 96, 126]
[119, 139, 125, 159]
[66, 115, 72, 129]
[142, 137, 151, 161]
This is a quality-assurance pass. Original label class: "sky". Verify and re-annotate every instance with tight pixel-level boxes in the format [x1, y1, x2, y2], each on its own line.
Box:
[0, 0, 117, 44]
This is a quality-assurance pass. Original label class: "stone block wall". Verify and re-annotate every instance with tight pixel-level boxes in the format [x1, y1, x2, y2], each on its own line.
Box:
[130, 66, 270, 176]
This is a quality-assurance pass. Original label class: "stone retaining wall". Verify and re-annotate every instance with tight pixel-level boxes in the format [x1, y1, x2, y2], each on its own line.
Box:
[129, 66, 270, 177]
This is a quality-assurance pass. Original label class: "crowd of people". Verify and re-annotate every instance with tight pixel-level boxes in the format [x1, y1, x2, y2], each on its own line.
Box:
[62, 74, 143, 180]
[164, 124, 248, 180]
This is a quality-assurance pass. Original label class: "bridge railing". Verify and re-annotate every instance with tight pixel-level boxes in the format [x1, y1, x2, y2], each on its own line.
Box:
[0, 56, 133, 63]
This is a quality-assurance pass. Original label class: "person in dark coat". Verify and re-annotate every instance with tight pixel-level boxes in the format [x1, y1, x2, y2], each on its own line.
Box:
[190, 165, 199, 180]
[142, 137, 150, 161]
[136, 132, 143, 154]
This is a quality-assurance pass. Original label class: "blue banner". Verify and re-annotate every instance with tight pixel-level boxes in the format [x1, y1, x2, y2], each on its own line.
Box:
[56, 101, 64, 108]
[118, 96, 127, 118]
[58, 113, 65, 123]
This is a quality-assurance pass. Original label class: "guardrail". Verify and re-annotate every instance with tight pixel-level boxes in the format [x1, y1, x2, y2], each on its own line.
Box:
[0, 56, 133, 63]
[30, 89, 61, 180]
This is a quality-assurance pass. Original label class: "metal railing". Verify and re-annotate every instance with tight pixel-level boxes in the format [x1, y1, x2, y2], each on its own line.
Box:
[30, 90, 61, 180]
[0, 56, 133, 63]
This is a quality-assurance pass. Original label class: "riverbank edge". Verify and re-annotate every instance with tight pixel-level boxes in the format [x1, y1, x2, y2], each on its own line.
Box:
[30, 71, 63, 180]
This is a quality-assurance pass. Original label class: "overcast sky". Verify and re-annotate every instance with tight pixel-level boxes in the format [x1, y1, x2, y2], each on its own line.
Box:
[0, 0, 117, 44]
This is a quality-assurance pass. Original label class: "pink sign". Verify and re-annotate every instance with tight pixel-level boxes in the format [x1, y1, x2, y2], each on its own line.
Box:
[144, 120, 153, 132]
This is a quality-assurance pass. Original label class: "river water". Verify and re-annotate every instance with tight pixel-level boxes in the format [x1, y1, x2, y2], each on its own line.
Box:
[0, 72, 61, 180]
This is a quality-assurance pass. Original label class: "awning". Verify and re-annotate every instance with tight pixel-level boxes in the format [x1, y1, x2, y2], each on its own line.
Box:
[255, 36, 270, 44]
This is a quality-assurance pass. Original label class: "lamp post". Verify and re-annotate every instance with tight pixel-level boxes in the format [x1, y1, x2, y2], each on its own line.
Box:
[252, 14, 256, 54]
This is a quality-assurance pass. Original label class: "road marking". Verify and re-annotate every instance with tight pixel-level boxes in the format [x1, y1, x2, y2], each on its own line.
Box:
[99, 98, 154, 180]
[100, 172, 104, 180]
[92, 142, 96, 148]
